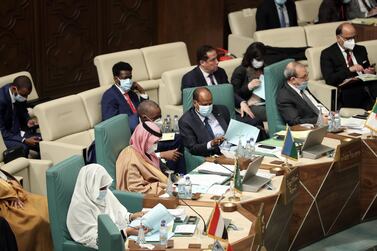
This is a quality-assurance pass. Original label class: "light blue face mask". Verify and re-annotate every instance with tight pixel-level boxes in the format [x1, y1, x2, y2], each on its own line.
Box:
[97, 189, 107, 201]
[14, 94, 27, 102]
[275, 0, 287, 5]
[119, 78, 133, 92]
[198, 104, 213, 117]
[297, 81, 308, 91]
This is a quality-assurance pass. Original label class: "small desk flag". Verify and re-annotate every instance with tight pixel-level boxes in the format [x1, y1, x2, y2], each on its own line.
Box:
[281, 126, 298, 160]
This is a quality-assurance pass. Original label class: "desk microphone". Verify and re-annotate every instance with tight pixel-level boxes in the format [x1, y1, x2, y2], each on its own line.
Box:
[213, 161, 234, 175]
[179, 198, 207, 235]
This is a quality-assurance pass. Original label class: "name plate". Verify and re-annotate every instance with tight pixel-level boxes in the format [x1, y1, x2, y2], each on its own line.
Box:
[281, 167, 300, 205]
[334, 138, 361, 173]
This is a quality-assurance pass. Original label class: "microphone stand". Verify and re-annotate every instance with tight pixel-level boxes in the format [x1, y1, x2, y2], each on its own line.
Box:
[179, 198, 207, 235]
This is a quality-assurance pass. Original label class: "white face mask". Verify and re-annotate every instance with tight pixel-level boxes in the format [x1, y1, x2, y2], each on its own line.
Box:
[343, 38, 355, 51]
[275, 0, 286, 5]
[97, 189, 107, 201]
[154, 118, 163, 129]
[252, 59, 264, 69]
[147, 143, 158, 154]
[13, 88, 27, 102]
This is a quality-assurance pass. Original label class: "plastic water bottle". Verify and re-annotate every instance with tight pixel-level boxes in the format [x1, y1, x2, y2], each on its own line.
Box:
[177, 175, 186, 198]
[334, 112, 341, 130]
[328, 112, 334, 132]
[244, 140, 252, 159]
[162, 118, 168, 133]
[160, 220, 168, 247]
[316, 105, 324, 127]
[236, 137, 244, 158]
[166, 170, 174, 196]
[173, 115, 179, 133]
[137, 220, 145, 244]
[166, 115, 171, 132]
[184, 176, 192, 199]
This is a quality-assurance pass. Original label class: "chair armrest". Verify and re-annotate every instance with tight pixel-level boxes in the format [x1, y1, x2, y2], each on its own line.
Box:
[228, 34, 254, 58]
[98, 214, 125, 251]
[184, 148, 205, 173]
[113, 190, 144, 213]
[0, 157, 29, 174]
[29, 159, 52, 195]
[40, 141, 85, 165]
[308, 80, 338, 111]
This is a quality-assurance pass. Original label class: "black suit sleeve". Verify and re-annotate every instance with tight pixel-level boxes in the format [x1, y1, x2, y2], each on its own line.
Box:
[287, 0, 298, 26]
[181, 72, 197, 91]
[101, 92, 119, 121]
[256, 4, 269, 31]
[231, 66, 252, 100]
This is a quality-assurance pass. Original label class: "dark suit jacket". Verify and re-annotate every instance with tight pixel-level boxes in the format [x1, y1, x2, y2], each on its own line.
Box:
[101, 85, 146, 131]
[181, 66, 244, 107]
[256, 0, 298, 31]
[178, 105, 230, 157]
[277, 83, 319, 126]
[0, 84, 30, 142]
[318, 0, 349, 23]
[231, 65, 263, 101]
[320, 43, 370, 86]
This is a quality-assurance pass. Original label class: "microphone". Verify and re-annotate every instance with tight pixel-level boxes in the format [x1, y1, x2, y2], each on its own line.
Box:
[179, 198, 207, 235]
[213, 160, 234, 175]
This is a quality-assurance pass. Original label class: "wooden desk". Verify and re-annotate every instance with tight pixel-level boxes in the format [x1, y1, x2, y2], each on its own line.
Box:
[354, 23, 377, 42]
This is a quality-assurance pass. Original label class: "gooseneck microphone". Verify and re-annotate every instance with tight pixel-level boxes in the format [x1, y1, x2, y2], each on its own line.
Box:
[179, 198, 207, 235]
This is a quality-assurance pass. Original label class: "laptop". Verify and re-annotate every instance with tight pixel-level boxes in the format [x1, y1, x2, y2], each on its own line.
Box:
[301, 126, 334, 159]
[242, 156, 271, 192]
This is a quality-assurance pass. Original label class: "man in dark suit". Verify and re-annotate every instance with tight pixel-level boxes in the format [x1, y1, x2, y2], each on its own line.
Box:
[256, 0, 298, 31]
[0, 76, 40, 157]
[320, 22, 377, 109]
[181, 45, 260, 126]
[277, 62, 329, 126]
[101, 61, 147, 131]
[179, 87, 230, 157]
[347, 0, 377, 19]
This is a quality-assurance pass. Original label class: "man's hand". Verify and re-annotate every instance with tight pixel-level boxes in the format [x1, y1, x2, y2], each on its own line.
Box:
[240, 101, 255, 118]
[130, 211, 145, 221]
[132, 82, 145, 94]
[210, 136, 225, 147]
[27, 119, 38, 128]
[368, 7, 377, 17]
[160, 148, 182, 161]
[364, 67, 376, 75]
[8, 199, 24, 209]
[24, 136, 40, 146]
[125, 226, 150, 236]
[349, 64, 364, 72]
[248, 79, 261, 90]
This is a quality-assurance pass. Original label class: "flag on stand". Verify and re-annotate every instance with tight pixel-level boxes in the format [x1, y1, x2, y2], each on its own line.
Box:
[234, 159, 243, 192]
[365, 99, 377, 132]
[226, 243, 234, 251]
[207, 203, 228, 241]
[281, 126, 298, 160]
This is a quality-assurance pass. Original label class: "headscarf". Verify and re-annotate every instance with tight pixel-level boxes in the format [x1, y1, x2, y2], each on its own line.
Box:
[130, 121, 161, 168]
[67, 164, 131, 249]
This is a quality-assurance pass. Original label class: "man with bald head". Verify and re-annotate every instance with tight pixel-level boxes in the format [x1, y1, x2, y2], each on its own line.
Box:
[0, 75, 40, 157]
[178, 87, 230, 157]
[321, 22, 377, 109]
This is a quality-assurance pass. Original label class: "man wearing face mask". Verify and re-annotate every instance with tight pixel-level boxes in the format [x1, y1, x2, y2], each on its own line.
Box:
[0, 76, 41, 157]
[277, 62, 329, 126]
[178, 87, 230, 157]
[256, 0, 298, 31]
[101, 61, 148, 132]
[318, 0, 351, 23]
[321, 22, 377, 109]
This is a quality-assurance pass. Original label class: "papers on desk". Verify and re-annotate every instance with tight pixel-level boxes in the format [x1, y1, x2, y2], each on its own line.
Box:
[253, 74, 265, 100]
[341, 117, 370, 134]
[185, 173, 230, 195]
[206, 185, 230, 196]
[274, 130, 310, 141]
[167, 208, 187, 221]
[195, 162, 234, 176]
[174, 224, 197, 234]
[160, 132, 175, 141]
[128, 230, 174, 242]
[224, 119, 260, 146]
[357, 74, 377, 82]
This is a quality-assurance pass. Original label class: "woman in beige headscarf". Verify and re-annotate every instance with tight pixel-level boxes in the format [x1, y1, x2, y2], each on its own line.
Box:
[116, 121, 167, 195]
[0, 170, 52, 251]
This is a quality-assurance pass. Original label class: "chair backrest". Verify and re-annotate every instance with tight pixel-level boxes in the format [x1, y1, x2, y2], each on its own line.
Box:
[305, 46, 326, 81]
[304, 21, 342, 47]
[295, 0, 322, 24]
[0, 133, 6, 163]
[141, 42, 191, 79]
[218, 58, 243, 81]
[182, 84, 236, 119]
[46, 155, 85, 251]
[94, 49, 150, 86]
[95, 114, 131, 189]
[98, 214, 124, 251]
[0, 71, 39, 101]
[254, 26, 307, 48]
[359, 40, 377, 65]
[228, 8, 257, 37]
[78, 86, 110, 128]
[264, 59, 294, 137]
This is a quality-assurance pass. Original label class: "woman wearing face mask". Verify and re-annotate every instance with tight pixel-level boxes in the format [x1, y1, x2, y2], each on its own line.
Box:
[318, 0, 351, 23]
[231, 42, 267, 124]
[116, 121, 167, 195]
[67, 164, 146, 250]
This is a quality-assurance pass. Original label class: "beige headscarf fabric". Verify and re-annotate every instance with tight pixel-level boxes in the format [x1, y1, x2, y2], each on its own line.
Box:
[67, 164, 131, 249]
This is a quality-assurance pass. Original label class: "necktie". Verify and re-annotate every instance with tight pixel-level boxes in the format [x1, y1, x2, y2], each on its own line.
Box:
[123, 93, 137, 114]
[204, 117, 215, 139]
[208, 74, 216, 85]
[279, 6, 286, 28]
[345, 50, 354, 67]
[301, 91, 319, 115]
[362, 0, 372, 11]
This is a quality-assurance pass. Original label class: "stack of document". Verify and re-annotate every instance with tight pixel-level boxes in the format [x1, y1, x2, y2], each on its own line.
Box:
[185, 173, 230, 195]
[195, 162, 234, 176]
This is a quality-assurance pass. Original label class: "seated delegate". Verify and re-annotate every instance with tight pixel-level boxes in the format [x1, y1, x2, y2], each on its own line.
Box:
[67, 164, 147, 250]
[116, 121, 167, 195]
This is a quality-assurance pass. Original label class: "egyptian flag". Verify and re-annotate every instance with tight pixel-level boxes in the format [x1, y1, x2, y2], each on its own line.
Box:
[281, 125, 298, 160]
[226, 243, 233, 251]
[365, 99, 377, 132]
[207, 203, 228, 241]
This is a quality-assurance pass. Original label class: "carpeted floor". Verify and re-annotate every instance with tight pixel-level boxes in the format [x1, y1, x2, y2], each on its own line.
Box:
[299, 220, 377, 251]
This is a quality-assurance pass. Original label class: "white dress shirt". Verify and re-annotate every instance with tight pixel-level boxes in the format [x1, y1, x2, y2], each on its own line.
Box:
[199, 67, 218, 86]
[275, 3, 290, 27]
[195, 110, 224, 149]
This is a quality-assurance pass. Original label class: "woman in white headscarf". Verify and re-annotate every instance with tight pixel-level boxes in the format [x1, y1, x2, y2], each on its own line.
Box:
[67, 163, 147, 250]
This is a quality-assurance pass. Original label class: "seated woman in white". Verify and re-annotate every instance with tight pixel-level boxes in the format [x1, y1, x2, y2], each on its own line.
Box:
[67, 163, 147, 250]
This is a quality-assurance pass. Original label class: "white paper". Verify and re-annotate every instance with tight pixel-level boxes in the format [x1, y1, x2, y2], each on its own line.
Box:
[206, 185, 230, 196]
[130, 204, 174, 233]
[174, 224, 197, 234]
[186, 173, 229, 186]
[224, 119, 260, 146]
[167, 208, 186, 221]
[128, 231, 174, 242]
[194, 163, 234, 176]
[253, 74, 265, 100]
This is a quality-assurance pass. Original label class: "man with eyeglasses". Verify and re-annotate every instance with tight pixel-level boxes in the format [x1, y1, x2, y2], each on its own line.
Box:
[320, 22, 377, 109]
[277, 62, 328, 126]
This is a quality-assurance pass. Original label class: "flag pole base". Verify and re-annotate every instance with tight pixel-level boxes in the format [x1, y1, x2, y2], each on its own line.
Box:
[281, 162, 293, 172]
[228, 195, 241, 202]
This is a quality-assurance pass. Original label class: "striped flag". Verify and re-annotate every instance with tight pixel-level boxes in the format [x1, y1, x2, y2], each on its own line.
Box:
[234, 159, 242, 192]
[226, 243, 233, 251]
[207, 203, 228, 241]
[281, 126, 298, 160]
[365, 99, 377, 132]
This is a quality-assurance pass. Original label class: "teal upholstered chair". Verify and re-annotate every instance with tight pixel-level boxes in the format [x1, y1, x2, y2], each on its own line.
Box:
[46, 155, 143, 251]
[264, 59, 294, 137]
[98, 214, 124, 251]
[182, 84, 236, 172]
[95, 114, 131, 189]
